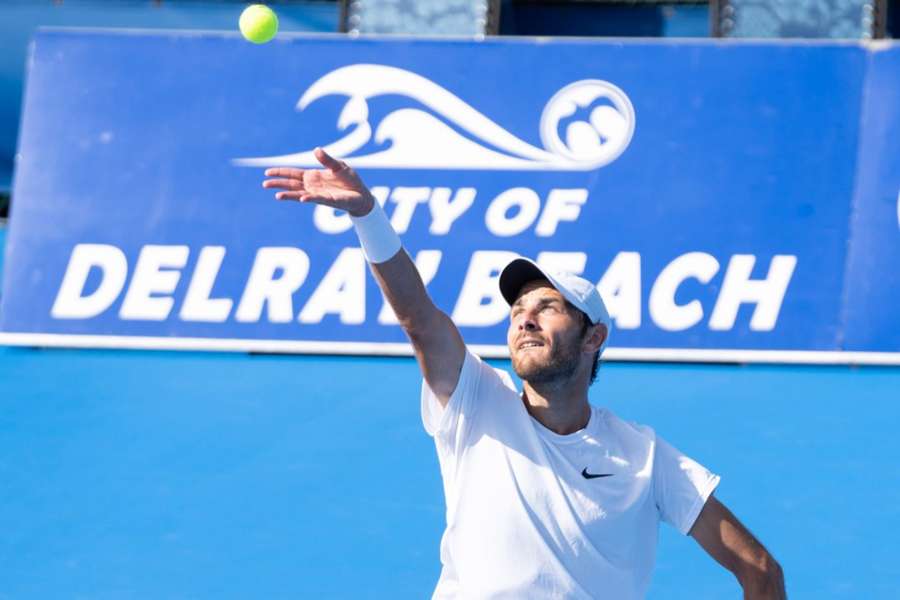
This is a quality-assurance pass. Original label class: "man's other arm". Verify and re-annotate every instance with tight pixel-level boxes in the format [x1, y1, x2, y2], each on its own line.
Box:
[689, 495, 786, 599]
[263, 148, 464, 406]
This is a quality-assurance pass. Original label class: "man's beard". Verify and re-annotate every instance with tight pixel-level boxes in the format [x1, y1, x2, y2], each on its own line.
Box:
[512, 339, 581, 385]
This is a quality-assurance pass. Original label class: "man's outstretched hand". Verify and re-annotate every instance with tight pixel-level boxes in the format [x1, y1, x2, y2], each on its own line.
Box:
[262, 147, 375, 217]
[265, 149, 465, 407]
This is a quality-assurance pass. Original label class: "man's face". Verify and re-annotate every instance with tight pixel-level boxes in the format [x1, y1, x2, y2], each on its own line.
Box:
[507, 279, 587, 384]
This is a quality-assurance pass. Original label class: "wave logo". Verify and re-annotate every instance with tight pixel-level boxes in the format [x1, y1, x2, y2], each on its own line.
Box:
[233, 64, 635, 171]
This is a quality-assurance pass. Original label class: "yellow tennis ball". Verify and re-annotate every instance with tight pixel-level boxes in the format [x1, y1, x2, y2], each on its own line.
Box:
[239, 4, 278, 44]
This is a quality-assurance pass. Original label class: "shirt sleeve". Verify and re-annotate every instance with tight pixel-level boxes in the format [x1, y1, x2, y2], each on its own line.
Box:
[421, 349, 473, 438]
[652, 434, 721, 535]
[420, 348, 503, 454]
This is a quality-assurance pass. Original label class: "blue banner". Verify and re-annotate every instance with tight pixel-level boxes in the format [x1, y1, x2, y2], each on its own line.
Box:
[1, 30, 897, 362]
[842, 45, 900, 354]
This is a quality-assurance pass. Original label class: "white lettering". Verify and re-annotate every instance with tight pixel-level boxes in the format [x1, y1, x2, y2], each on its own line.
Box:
[370, 186, 390, 207]
[598, 252, 642, 329]
[119, 245, 189, 321]
[51, 244, 128, 319]
[451, 250, 519, 326]
[428, 187, 476, 235]
[649, 252, 719, 331]
[709, 255, 797, 331]
[536, 251, 587, 275]
[534, 189, 588, 237]
[485, 188, 541, 237]
[389, 187, 430, 234]
[299, 248, 366, 324]
[235, 247, 309, 322]
[313, 205, 352, 234]
[180, 246, 232, 322]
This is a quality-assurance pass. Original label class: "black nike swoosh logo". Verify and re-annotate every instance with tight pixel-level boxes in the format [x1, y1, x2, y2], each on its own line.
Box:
[582, 468, 614, 479]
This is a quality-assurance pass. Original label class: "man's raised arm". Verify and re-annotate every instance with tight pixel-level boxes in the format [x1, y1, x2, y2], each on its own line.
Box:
[262, 147, 465, 406]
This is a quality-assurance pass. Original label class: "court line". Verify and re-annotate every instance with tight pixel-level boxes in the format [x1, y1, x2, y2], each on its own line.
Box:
[1, 332, 899, 365]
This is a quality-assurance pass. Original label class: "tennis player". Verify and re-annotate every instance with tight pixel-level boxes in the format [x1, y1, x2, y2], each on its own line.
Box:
[263, 148, 786, 599]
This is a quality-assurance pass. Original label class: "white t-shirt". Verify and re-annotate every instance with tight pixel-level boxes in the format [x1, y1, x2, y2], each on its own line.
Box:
[421, 349, 720, 599]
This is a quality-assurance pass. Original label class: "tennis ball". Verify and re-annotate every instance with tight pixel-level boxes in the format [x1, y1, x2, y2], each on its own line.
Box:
[239, 4, 278, 44]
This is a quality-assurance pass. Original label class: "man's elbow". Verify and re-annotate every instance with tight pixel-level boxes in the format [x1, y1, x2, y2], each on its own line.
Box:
[393, 298, 439, 336]
[738, 552, 785, 599]
[402, 307, 450, 344]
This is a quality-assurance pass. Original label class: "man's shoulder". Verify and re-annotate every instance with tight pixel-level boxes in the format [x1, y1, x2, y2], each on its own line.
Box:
[463, 346, 519, 395]
[596, 406, 657, 445]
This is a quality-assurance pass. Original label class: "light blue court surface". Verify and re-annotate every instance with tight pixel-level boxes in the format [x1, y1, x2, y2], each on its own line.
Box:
[1, 345, 898, 599]
[1, 223, 899, 598]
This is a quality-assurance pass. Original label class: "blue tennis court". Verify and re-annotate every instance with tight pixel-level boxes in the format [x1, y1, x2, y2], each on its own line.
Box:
[2, 228, 898, 599]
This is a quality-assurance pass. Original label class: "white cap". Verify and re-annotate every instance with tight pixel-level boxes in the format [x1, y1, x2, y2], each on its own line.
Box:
[498, 257, 612, 352]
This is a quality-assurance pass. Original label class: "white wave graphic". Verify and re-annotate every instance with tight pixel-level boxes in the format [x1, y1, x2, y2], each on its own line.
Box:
[233, 64, 635, 171]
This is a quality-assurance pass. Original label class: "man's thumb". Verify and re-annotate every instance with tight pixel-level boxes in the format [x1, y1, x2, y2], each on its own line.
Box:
[314, 147, 345, 172]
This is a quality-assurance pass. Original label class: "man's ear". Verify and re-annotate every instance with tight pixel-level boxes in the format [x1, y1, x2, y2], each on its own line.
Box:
[583, 323, 607, 354]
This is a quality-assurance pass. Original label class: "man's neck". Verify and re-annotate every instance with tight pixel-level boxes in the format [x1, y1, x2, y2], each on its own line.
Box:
[522, 377, 591, 436]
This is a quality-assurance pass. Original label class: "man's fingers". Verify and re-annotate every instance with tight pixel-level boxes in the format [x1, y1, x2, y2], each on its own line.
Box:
[262, 178, 305, 191]
[274, 191, 345, 209]
[313, 147, 347, 173]
[264, 167, 305, 179]
[274, 191, 311, 201]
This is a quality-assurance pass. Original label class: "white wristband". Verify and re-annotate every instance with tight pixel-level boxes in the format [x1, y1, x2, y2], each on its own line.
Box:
[350, 201, 402, 264]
